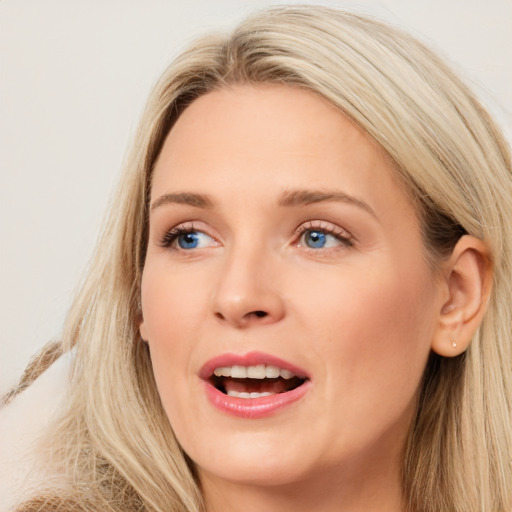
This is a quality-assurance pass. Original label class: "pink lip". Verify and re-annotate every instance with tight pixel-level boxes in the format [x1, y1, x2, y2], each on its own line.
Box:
[199, 351, 311, 419]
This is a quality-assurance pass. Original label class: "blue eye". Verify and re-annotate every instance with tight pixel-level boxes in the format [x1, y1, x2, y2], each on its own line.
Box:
[298, 225, 352, 250]
[304, 230, 328, 248]
[176, 230, 214, 250]
[177, 232, 199, 249]
[160, 227, 217, 250]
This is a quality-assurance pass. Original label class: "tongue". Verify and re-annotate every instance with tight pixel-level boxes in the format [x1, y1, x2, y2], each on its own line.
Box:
[223, 377, 294, 395]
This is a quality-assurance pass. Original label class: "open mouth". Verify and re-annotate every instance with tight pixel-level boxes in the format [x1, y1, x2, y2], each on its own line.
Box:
[210, 364, 307, 398]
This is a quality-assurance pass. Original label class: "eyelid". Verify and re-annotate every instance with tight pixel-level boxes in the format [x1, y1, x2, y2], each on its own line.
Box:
[294, 220, 355, 247]
[158, 221, 218, 249]
[156, 219, 354, 251]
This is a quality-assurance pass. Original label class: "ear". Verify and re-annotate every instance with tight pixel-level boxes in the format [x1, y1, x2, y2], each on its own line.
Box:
[137, 297, 149, 343]
[139, 320, 148, 343]
[138, 306, 149, 343]
[431, 235, 493, 357]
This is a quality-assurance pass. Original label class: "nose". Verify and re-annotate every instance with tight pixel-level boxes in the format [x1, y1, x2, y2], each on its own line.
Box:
[211, 245, 286, 328]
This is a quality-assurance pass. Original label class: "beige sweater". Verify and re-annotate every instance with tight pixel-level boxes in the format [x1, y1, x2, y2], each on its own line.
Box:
[0, 354, 71, 512]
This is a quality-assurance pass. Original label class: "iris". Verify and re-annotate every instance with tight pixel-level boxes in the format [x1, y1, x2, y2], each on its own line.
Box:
[305, 230, 327, 248]
[177, 232, 201, 249]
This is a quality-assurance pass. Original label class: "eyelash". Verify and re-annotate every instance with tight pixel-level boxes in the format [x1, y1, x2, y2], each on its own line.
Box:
[158, 221, 354, 250]
[295, 221, 354, 249]
[159, 222, 201, 248]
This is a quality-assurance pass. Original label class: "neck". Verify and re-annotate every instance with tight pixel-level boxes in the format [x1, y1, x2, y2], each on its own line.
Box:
[200, 452, 405, 512]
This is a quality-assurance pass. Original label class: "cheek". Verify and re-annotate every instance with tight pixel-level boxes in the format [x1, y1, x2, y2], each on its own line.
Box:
[141, 263, 205, 341]
[140, 263, 208, 396]
[294, 259, 436, 402]
[140, 265, 211, 437]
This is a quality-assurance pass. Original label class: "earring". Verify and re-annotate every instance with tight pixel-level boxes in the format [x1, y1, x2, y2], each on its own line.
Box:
[451, 340, 458, 348]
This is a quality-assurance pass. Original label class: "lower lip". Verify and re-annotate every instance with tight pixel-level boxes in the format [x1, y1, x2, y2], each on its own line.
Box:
[203, 380, 312, 419]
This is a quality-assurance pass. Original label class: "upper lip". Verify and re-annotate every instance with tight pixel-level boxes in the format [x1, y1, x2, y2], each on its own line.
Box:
[199, 351, 310, 381]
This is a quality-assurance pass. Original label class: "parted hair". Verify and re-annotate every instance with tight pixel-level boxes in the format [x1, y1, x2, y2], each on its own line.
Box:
[7, 5, 512, 512]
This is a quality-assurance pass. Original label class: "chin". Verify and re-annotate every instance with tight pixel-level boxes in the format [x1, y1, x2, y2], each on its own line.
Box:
[194, 450, 316, 488]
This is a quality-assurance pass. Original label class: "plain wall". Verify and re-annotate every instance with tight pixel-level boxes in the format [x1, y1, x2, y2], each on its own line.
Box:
[1, 0, 511, 394]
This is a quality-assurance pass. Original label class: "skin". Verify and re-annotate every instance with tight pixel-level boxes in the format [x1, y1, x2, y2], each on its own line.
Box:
[139, 84, 488, 512]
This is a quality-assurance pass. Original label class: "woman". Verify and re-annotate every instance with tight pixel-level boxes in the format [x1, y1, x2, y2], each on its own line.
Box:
[2, 5, 511, 512]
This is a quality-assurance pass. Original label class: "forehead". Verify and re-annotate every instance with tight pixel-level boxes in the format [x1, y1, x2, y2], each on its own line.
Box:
[151, 84, 414, 221]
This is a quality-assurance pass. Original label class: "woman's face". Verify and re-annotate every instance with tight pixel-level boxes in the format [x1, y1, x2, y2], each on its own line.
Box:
[140, 85, 443, 488]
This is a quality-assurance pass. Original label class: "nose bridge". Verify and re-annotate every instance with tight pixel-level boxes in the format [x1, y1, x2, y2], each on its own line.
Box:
[211, 234, 285, 327]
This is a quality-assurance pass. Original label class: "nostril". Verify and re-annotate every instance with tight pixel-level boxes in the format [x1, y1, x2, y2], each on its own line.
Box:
[213, 309, 272, 325]
[214, 310, 268, 321]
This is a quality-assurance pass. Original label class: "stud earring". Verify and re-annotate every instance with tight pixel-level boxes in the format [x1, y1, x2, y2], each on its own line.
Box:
[451, 340, 457, 348]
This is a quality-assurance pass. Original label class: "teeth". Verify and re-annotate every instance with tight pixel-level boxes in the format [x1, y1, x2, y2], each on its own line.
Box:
[231, 365, 247, 378]
[227, 390, 275, 398]
[213, 364, 298, 379]
[246, 364, 265, 378]
[280, 369, 294, 379]
[266, 365, 280, 378]
[213, 367, 231, 377]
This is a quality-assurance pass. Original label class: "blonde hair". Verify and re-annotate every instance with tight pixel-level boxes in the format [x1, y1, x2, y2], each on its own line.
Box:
[9, 5, 512, 512]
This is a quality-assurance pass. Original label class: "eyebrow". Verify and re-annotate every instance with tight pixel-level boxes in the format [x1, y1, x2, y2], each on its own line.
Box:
[150, 189, 376, 217]
[150, 192, 214, 211]
[278, 189, 376, 217]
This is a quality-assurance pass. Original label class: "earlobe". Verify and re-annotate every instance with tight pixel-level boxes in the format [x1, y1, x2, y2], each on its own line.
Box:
[137, 298, 149, 342]
[139, 320, 149, 343]
[431, 236, 492, 357]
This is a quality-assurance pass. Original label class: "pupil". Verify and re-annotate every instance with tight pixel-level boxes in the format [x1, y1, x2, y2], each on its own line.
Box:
[306, 231, 325, 248]
[179, 232, 199, 249]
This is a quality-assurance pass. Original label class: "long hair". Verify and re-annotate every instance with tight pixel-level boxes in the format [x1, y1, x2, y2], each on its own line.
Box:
[9, 6, 512, 512]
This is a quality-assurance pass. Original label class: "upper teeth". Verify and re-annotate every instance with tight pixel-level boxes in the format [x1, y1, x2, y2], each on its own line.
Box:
[213, 365, 295, 379]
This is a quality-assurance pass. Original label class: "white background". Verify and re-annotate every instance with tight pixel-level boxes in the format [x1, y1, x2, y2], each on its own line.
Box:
[1, 0, 511, 394]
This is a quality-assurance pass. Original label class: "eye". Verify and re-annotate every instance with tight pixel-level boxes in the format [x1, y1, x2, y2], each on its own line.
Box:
[302, 230, 331, 249]
[175, 231, 212, 250]
[160, 225, 218, 250]
[296, 222, 353, 250]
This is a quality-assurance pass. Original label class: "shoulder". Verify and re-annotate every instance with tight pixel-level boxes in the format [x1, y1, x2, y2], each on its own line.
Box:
[0, 352, 72, 512]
